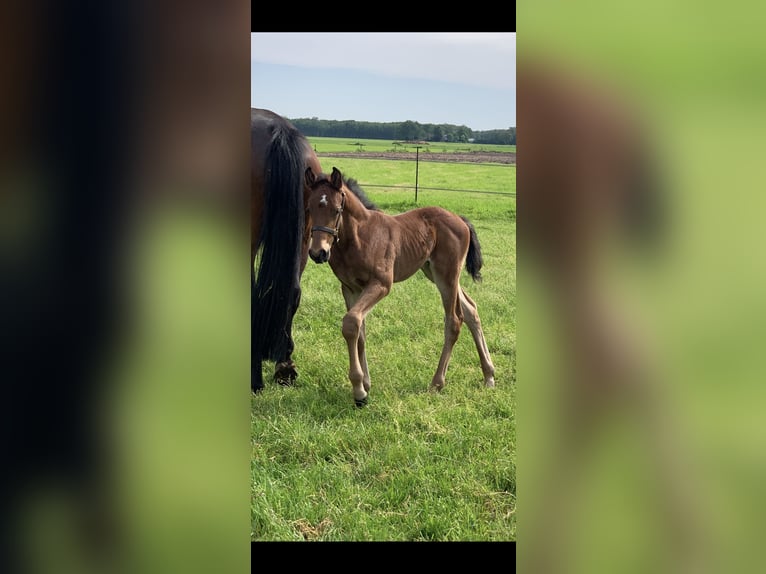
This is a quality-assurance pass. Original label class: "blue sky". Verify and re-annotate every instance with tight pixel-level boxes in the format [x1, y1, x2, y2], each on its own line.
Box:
[251, 33, 516, 132]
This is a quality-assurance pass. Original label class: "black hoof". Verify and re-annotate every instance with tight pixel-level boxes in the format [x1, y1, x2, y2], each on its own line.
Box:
[274, 361, 298, 386]
[252, 385, 264, 395]
[354, 396, 368, 408]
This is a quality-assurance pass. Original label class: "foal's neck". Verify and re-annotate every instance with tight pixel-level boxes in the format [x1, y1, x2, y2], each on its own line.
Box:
[342, 185, 373, 219]
[336, 186, 375, 244]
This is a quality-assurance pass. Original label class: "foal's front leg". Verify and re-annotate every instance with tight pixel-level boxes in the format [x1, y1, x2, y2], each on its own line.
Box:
[342, 282, 389, 406]
[359, 319, 370, 392]
[341, 285, 372, 394]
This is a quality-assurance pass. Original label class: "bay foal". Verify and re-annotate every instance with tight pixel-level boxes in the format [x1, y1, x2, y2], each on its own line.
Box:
[305, 166, 495, 406]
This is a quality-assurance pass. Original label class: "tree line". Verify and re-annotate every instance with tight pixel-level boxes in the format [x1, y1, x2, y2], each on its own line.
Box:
[289, 117, 516, 145]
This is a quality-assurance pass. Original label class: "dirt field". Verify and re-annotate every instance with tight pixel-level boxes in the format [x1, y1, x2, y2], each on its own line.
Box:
[318, 151, 516, 165]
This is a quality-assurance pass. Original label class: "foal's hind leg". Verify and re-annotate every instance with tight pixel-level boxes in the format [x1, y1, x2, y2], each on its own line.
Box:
[459, 288, 496, 387]
[422, 262, 463, 392]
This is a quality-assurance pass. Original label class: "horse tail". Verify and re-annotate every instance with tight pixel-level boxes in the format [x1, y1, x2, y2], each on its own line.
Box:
[461, 216, 484, 282]
[252, 123, 306, 362]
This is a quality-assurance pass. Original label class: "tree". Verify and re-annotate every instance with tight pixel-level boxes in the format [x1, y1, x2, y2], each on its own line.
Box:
[398, 120, 418, 141]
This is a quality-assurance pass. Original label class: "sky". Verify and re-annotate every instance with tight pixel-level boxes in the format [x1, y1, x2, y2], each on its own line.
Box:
[251, 33, 516, 132]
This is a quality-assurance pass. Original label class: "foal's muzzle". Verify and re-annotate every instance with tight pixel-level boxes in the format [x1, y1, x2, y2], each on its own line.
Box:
[309, 223, 338, 264]
[309, 247, 330, 264]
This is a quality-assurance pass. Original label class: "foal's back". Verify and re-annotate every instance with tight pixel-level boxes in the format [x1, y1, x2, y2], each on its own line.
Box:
[394, 206, 471, 247]
[386, 206, 471, 281]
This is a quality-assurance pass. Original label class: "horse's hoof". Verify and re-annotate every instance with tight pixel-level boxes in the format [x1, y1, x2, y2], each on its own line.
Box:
[354, 396, 368, 408]
[274, 361, 298, 386]
[252, 385, 264, 395]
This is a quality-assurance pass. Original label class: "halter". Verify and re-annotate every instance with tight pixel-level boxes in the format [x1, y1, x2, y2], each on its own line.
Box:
[311, 191, 345, 244]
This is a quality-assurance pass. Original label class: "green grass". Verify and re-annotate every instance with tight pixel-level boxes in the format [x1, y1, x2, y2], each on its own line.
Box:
[316, 157, 516, 200]
[252, 158, 516, 541]
[307, 136, 515, 155]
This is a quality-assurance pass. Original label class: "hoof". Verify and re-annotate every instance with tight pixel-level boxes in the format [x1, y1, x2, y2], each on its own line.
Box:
[354, 395, 368, 408]
[274, 361, 298, 386]
[252, 385, 264, 395]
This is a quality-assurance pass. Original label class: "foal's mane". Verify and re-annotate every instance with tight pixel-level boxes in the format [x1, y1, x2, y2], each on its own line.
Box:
[343, 177, 379, 211]
[311, 169, 379, 211]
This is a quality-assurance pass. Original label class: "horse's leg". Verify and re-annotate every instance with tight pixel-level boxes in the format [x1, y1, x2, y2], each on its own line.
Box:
[274, 276, 301, 385]
[458, 288, 496, 387]
[422, 262, 463, 392]
[252, 311, 265, 392]
[274, 221, 312, 385]
[341, 285, 371, 393]
[252, 354, 264, 393]
[359, 319, 371, 392]
[251, 253, 264, 394]
[342, 282, 389, 406]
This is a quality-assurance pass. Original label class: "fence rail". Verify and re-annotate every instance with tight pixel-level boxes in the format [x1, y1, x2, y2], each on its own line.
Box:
[318, 149, 515, 200]
[359, 183, 516, 197]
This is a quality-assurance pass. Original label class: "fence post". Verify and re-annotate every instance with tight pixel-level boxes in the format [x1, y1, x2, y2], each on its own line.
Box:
[415, 146, 421, 202]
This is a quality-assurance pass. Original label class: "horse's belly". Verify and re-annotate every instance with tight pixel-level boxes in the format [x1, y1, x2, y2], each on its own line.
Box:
[393, 257, 427, 282]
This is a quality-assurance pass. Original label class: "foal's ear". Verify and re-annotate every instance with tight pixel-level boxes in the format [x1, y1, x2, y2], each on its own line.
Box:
[331, 167, 343, 189]
[305, 167, 316, 187]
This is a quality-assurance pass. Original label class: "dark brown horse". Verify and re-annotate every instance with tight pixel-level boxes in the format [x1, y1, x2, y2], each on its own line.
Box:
[305, 166, 496, 406]
[251, 108, 323, 393]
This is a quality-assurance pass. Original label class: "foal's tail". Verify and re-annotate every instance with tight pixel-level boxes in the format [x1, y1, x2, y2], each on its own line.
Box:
[461, 216, 484, 282]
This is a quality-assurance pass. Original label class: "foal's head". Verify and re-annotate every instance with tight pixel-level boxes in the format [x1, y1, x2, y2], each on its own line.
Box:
[305, 166, 346, 264]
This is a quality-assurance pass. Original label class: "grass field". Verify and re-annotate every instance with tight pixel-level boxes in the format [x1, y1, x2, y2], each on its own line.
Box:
[251, 155, 516, 541]
[317, 157, 516, 200]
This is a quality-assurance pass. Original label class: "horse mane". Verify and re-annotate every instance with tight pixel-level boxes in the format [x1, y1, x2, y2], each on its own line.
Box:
[344, 177, 379, 211]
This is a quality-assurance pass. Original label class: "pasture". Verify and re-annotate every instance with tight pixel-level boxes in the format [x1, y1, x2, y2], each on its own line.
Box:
[318, 157, 516, 202]
[251, 152, 516, 541]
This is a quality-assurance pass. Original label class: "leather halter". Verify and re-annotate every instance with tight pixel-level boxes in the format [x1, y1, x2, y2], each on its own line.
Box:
[311, 191, 345, 244]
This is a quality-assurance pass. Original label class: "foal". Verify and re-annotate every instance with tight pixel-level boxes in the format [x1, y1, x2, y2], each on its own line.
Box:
[305, 166, 495, 406]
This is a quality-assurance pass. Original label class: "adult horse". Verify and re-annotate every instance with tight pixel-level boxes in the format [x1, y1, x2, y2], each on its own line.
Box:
[251, 108, 322, 393]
